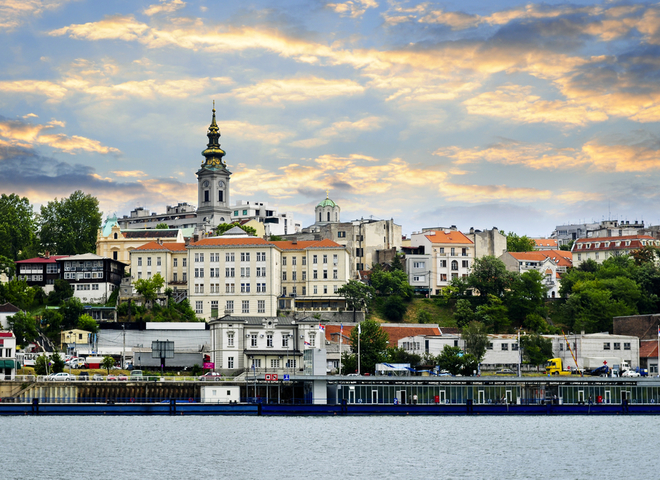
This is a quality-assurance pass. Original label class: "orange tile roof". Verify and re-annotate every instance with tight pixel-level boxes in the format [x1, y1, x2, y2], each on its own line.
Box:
[132, 241, 187, 252]
[534, 238, 557, 247]
[545, 250, 572, 267]
[424, 230, 473, 245]
[324, 324, 441, 346]
[640, 340, 658, 359]
[508, 252, 550, 262]
[191, 237, 270, 247]
[271, 239, 344, 250]
[574, 235, 654, 252]
[164, 242, 187, 251]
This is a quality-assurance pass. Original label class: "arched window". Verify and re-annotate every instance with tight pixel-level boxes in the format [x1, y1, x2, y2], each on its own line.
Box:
[327, 212, 330, 222]
[335, 212, 338, 221]
[113, 233, 118, 239]
[451, 260, 458, 270]
[319, 212, 322, 222]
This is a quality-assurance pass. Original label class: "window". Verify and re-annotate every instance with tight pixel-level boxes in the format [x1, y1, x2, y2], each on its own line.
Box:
[462, 260, 469, 268]
[147, 257, 152, 266]
[195, 268, 200, 278]
[251, 334, 258, 347]
[302, 286, 307, 295]
[243, 210, 248, 215]
[323, 285, 328, 294]
[226, 253, 235, 262]
[257, 283, 266, 293]
[241, 283, 250, 293]
[614, 342, 621, 350]
[323, 270, 328, 279]
[624, 342, 631, 350]
[313, 285, 317, 294]
[227, 357, 234, 369]
[501, 343, 508, 351]
[173, 258, 178, 267]
[286, 359, 296, 368]
[292, 286, 297, 295]
[440, 260, 447, 268]
[242, 300, 249, 314]
[226, 283, 235, 293]
[258, 300, 265, 313]
[227, 333, 234, 347]
[195, 301, 203, 314]
[241, 252, 250, 262]
[256, 252, 265, 262]
[302, 271, 307, 281]
[282, 286, 287, 296]
[302, 257, 307, 266]
[282, 257, 287, 266]
[333, 254, 338, 265]
[451, 261, 458, 270]
[292, 257, 297, 265]
[270, 359, 279, 368]
[113, 251, 118, 260]
[267, 334, 273, 347]
[226, 267, 235, 277]
[604, 342, 611, 350]
[313, 270, 318, 279]
[338, 231, 346, 238]
[333, 270, 338, 280]
[292, 271, 297, 281]
[440, 274, 447, 281]
[157, 257, 161, 266]
[512, 343, 518, 351]
[413, 261, 425, 268]
[313, 255, 317, 264]
[487, 342, 493, 350]
[333, 285, 338, 293]
[451, 247, 455, 256]
[183, 258, 187, 267]
[226, 300, 234, 313]
[282, 335, 289, 348]
[323, 255, 327, 264]
[309, 333, 316, 347]
[282, 271, 287, 281]
[183, 272, 187, 282]
[92, 284, 99, 290]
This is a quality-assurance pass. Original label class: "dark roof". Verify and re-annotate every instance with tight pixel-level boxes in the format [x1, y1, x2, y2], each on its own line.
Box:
[15, 255, 68, 264]
[0, 303, 20, 313]
[123, 231, 179, 238]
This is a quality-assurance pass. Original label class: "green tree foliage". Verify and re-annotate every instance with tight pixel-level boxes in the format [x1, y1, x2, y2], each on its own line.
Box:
[268, 235, 283, 241]
[134, 273, 165, 307]
[214, 222, 257, 237]
[337, 280, 375, 313]
[630, 246, 657, 266]
[39, 190, 102, 255]
[521, 333, 553, 370]
[340, 352, 358, 374]
[559, 240, 574, 251]
[505, 269, 547, 327]
[382, 295, 408, 321]
[77, 313, 98, 333]
[385, 347, 422, 366]
[390, 254, 403, 271]
[0, 278, 37, 310]
[0, 193, 37, 261]
[102, 356, 115, 374]
[51, 352, 65, 374]
[506, 232, 536, 252]
[475, 295, 511, 332]
[436, 345, 477, 376]
[349, 320, 389, 374]
[47, 279, 74, 305]
[467, 256, 515, 299]
[41, 309, 64, 340]
[60, 297, 85, 330]
[371, 269, 413, 300]
[0, 255, 15, 278]
[454, 298, 475, 328]
[35, 355, 49, 375]
[155, 223, 169, 229]
[8, 311, 38, 346]
[416, 309, 433, 324]
[461, 321, 489, 362]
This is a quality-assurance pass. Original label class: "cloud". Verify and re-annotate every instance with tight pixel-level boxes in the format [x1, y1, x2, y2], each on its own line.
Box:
[219, 120, 294, 145]
[49, 15, 150, 41]
[0, 117, 120, 154]
[143, 0, 185, 17]
[0, 80, 68, 99]
[23, 113, 38, 119]
[291, 116, 384, 148]
[226, 77, 364, 105]
[326, 0, 378, 19]
[112, 170, 148, 178]
[0, 0, 71, 30]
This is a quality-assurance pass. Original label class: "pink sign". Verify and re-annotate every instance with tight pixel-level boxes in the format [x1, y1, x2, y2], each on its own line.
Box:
[203, 362, 214, 369]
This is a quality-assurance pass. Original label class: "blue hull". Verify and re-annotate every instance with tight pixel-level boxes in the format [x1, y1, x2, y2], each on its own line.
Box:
[1, 403, 657, 416]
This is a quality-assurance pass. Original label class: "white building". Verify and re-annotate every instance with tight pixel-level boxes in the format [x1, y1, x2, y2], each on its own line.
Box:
[0, 331, 17, 379]
[230, 200, 301, 236]
[500, 252, 560, 298]
[0, 303, 20, 330]
[547, 332, 640, 370]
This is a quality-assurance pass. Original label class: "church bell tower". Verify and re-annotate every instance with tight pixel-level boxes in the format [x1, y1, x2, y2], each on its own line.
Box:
[196, 102, 232, 234]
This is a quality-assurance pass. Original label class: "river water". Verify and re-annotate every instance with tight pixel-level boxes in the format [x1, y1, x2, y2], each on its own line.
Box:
[3, 415, 656, 479]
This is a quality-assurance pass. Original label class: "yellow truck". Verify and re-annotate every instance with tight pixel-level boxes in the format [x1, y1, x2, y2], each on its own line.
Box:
[545, 358, 574, 375]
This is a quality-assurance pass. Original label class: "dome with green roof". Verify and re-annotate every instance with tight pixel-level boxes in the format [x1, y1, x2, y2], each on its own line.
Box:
[314, 190, 340, 225]
[317, 198, 337, 208]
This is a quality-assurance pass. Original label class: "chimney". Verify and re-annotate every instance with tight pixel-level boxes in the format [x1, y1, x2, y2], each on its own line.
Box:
[44, 251, 50, 259]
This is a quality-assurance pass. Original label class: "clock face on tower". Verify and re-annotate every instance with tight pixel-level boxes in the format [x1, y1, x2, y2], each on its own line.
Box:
[203, 180, 210, 188]
[218, 181, 225, 188]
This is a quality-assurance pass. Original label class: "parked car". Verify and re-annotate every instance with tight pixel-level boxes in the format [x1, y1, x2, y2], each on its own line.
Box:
[199, 372, 222, 381]
[130, 370, 144, 380]
[46, 372, 76, 381]
[92, 373, 104, 381]
[107, 374, 118, 381]
[622, 369, 640, 377]
[495, 369, 515, 375]
[117, 374, 129, 381]
[66, 358, 86, 368]
[78, 371, 90, 380]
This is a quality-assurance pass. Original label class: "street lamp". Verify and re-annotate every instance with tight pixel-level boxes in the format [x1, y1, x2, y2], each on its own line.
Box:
[68, 331, 74, 375]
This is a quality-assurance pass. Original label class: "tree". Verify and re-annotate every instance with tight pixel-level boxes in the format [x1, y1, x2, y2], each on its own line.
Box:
[0, 193, 37, 261]
[521, 333, 553, 371]
[0, 278, 36, 310]
[155, 223, 169, 229]
[8, 311, 38, 346]
[559, 240, 574, 251]
[467, 256, 515, 299]
[371, 269, 413, 300]
[77, 313, 98, 333]
[506, 232, 536, 252]
[454, 299, 475, 328]
[0, 255, 15, 278]
[268, 235, 283, 241]
[506, 269, 547, 328]
[385, 347, 422, 366]
[60, 297, 85, 330]
[475, 295, 510, 332]
[461, 321, 488, 362]
[349, 320, 388, 374]
[436, 345, 464, 375]
[214, 222, 257, 237]
[35, 355, 50, 375]
[382, 295, 408, 321]
[337, 280, 375, 322]
[102, 356, 115, 374]
[47, 279, 74, 305]
[631, 246, 656, 266]
[134, 273, 165, 307]
[51, 352, 65, 374]
[39, 190, 102, 254]
[390, 254, 403, 271]
[41, 308, 64, 340]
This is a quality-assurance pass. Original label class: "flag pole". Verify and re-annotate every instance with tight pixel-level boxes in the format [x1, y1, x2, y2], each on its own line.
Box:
[358, 323, 361, 375]
[339, 324, 343, 376]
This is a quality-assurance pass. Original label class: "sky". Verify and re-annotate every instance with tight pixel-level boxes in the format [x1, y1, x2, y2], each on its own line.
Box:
[1, 0, 660, 237]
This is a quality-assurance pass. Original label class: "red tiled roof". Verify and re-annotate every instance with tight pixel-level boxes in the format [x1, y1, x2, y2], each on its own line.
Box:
[123, 231, 180, 239]
[132, 242, 187, 252]
[574, 235, 654, 252]
[0, 332, 14, 337]
[15, 255, 68, 264]
[191, 237, 270, 247]
[509, 252, 550, 262]
[0, 303, 20, 313]
[324, 324, 441, 346]
[545, 250, 573, 267]
[640, 340, 658, 359]
[424, 230, 473, 245]
[534, 238, 557, 247]
[271, 239, 344, 250]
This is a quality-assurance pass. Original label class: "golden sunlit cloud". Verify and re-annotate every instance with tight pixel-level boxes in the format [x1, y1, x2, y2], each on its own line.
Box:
[291, 116, 384, 148]
[326, 0, 378, 19]
[0, 80, 68, 98]
[226, 77, 364, 105]
[220, 120, 294, 145]
[0, 0, 71, 30]
[143, 0, 185, 16]
[112, 170, 148, 178]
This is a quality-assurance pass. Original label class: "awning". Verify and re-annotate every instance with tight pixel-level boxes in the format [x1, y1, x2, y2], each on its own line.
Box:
[0, 360, 15, 369]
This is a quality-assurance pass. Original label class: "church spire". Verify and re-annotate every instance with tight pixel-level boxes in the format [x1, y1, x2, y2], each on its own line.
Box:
[201, 101, 226, 168]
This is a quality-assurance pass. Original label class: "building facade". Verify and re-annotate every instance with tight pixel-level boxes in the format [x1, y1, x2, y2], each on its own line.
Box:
[15, 255, 67, 293]
[129, 242, 188, 292]
[0, 332, 16, 380]
[58, 254, 125, 303]
[499, 252, 560, 298]
[571, 235, 658, 268]
[117, 203, 198, 230]
[230, 200, 300, 236]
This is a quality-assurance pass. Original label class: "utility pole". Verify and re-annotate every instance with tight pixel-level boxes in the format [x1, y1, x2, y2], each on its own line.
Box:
[122, 324, 126, 370]
[357, 322, 361, 375]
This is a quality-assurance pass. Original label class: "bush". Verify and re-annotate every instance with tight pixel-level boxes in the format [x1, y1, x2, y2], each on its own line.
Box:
[382, 295, 408, 322]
